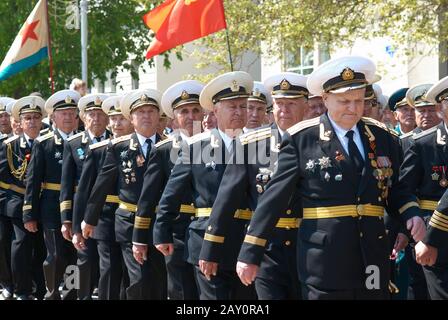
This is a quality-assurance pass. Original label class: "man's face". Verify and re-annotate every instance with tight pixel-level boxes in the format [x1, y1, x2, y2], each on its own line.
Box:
[11, 117, 22, 135]
[84, 109, 108, 135]
[0, 112, 12, 134]
[202, 111, 217, 131]
[273, 97, 306, 130]
[174, 103, 203, 136]
[130, 105, 160, 135]
[394, 105, 416, 128]
[246, 100, 267, 129]
[304, 96, 326, 120]
[20, 112, 42, 138]
[415, 104, 441, 130]
[53, 109, 78, 133]
[213, 98, 247, 135]
[363, 99, 380, 120]
[323, 88, 365, 129]
[76, 85, 87, 97]
[380, 109, 397, 128]
[109, 114, 133, 138]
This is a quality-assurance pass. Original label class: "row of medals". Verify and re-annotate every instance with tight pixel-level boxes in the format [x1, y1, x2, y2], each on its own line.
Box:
[371, 158, 393, 200]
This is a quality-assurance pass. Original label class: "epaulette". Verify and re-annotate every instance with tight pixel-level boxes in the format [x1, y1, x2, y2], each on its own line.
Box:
[111, 134, 132, 145]
[36, 131, 54, 142]
[39, 128, 50, 135]
[362, 117, 398, 137]
[399, 131, 414, 140]
[239, 127, 272, 145]
[89, 139, 110, 150]
[155, 137, 174, 148]
[67, 132, 84, 142]
[0, 133, 8, 141]
[3, 135, 19, 145]
[187, 130, 211, 145]
[413, 126, 438, 140]
[287, 117, 320, 136]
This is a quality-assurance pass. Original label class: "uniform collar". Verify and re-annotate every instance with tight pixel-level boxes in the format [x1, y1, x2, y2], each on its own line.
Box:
[327, 113, 359, 139]
[135, 131, 156, 147]
[87, 129, 107, 142]
[57, 129, 74, 141]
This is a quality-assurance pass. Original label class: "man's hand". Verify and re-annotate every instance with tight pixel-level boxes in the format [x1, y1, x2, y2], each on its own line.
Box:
[155, 243, 174, 256]
[415, 241, 438, 266]
[406, 216, 426, 242]
[81, 221, 95, 239]
[390, 232, 409, 260]
[72, 233, 87, 251]
[236, 261, 259, 286]
[61, 222, 73, 241]
[199, 260, 218, 281]
[24, 220, 38, 233]
[132, 244, 148, 265]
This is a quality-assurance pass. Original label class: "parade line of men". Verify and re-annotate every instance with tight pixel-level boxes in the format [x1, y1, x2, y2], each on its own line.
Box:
[1, 55, 448, 300]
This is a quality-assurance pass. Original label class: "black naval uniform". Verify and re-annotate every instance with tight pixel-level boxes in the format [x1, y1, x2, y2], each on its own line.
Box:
[238, 114, 421, 300]
[84, 132, 166, 300]
[0, 134, 45, 298]
[73, 138, 123, 300]
[401, 123, 448, 299]
[154, 129, 256, 300]
[199, 124, 302, 299]
[0, 133, 13, 296]
[23, 130, 77, 300]
[60, 130, 111, 299]
[134, 133, 198, 300]
[399, 127, 422, 156]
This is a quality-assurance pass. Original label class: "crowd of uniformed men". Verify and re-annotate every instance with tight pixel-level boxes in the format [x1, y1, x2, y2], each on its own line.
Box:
[0, 55, 447, 300]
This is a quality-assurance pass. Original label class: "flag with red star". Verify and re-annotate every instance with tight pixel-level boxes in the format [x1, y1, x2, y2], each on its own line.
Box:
[0, 0, 49, 81]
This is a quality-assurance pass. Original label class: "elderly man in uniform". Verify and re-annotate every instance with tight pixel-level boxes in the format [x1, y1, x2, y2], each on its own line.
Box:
[414, 76, 448, 299]
[243, 82, 271, 132]
[60, 93, 111, 300]
[154, 71, 256, 300]
[0, 96, 46, 300]
[82, 89, 165, 300]
[199, 72, 308, 300]
[303, 95, 326, 120]
[132, 80, 205, 300]
[236, 56, 426, 300]
[23, 90, 80, 300]
[77, 95, 133, 300]
[389, 88, 416, 136]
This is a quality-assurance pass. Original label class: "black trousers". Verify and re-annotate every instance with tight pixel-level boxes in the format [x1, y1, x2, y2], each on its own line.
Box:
[302, 283, 390, 300]
[76, 237, 99, 300]
[405, 245, 429, 300]
[96, 240, 123, 300]
[120, 242, 167, 300]
[0, 215, 13, 292]
[42, 228, 77, 300]
[194, 265, 257, 300]
[31, 227, 47, 300]
[11, 218, 34, 296]
[165, 235, 198, 300]
[423, 264, 448, 299]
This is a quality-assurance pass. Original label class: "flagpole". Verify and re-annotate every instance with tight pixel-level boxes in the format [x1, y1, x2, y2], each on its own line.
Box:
[225, 28, 233, 72]
[44, 0, 54, 94]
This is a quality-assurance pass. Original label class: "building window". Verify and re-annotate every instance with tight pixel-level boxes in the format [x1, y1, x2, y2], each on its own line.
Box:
[284, 45, 330, 75]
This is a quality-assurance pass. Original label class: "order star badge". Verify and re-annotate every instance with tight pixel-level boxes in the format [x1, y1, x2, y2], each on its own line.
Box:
[305, 159, 316, 172]
[318, 156, 332, 169]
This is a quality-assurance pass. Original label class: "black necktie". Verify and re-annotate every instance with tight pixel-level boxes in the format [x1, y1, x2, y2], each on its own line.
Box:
[345, 130, 364, 175]
[28, 139, 34, 148]
[145, 138, 152, 159]
[94, 136, 102, 143]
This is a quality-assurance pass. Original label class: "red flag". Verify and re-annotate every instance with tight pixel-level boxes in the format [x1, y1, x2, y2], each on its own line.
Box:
[143, 0, 227, 59]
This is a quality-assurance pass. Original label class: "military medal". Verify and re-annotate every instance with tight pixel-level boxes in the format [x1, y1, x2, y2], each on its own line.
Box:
[371, 160, 377, 168]
[324, 172, 331, 182]
[120, 151, 127, 160]
[55, 151, 62, 159]
[205, 161, 216, 170]
[136, 155, 145, 167]
[77, 148, 85, 160]
[256, 184, 264, 194]
[318, 156, 332, 169]
[335, 174, 342, 181]
[305, 159, 316, 172]
[441, 167, 448, 187]
[335, 151, 345, 162]
[432, 172, 440, 181]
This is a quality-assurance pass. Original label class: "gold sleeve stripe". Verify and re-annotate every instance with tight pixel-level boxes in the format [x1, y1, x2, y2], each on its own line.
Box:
[244, 235, 267, 247]
[398, 201, 419, 214]
[433, 210, 448, 223]
[429, 220, 448, 232]
[22, 204, 32, 211]
[204, 233, 225, 244]
[60, 200, 72, 212]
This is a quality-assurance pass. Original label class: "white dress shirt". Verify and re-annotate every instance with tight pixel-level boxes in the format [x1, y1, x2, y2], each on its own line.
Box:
[135, 132, 157, 158]
[328, 115, 365, 160]
[88, 130, 107, 143]
[218, 128, 235, 153]
[57, 129, 74, 141]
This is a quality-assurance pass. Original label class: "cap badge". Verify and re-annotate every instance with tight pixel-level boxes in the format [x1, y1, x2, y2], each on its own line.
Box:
[341, 67, 355, 81]
[65, 96, 73, 104]
[29, 99, 37, 109]
[280, 79, 291, 90]
[140, 94, 149, 102]
[253, 88, 261, 97]
[181, 90, 190, 100]
[94, 96, 102, 106]
[231, 80, 239, 92]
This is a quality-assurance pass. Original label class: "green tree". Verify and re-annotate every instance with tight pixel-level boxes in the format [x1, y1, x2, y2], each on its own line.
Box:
[0, 0, 169, 98]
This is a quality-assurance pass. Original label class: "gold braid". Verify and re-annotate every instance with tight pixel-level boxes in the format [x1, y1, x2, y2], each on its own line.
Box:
[6, 143, 28, 181]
